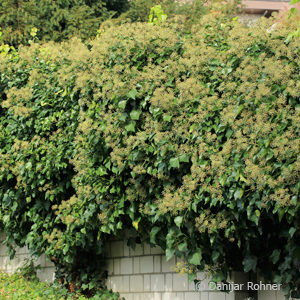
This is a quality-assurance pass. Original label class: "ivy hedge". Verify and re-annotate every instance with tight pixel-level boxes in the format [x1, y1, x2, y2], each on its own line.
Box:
[0, 12, 299, 298]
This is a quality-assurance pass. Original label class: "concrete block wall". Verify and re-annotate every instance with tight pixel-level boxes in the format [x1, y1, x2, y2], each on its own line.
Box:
[104, 239, 236, 300]
[0, 233, 55, 282]
[104, 239, 295, 300]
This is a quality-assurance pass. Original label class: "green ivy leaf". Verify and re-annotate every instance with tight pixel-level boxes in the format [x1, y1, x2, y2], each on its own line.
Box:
[212, 250, 220, 263]
[219, 175, 227, 186]
[127, 89, 137, 99]
[166, 248, 175, 261]
[125, 122, 135, 132]
[234, 188, 244, 200]
[63, 244, 69, 255]
[163, 114, 172, 122]
[150, 226, 160, 244]
[243, 255, 257, 272]
[270, 249, 281, 264]
[174, 216, 183, 228]
[234, 104, 244, 118]
[289, 227, 296, 237]
[188, 248, 202, 265]
[169, 157, 180, 169]
[130, 110, 141, 120]
[118, 100, 127, 109]
[96, 166, 107, 176]
[178, 154, 189, 163]
[191, 201, 197, 213]
[178, 241, 188, 252]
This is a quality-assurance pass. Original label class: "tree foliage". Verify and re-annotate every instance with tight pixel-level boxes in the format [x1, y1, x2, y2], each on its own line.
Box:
[0, 0, 128, 46]
[0, 11, 299, 297]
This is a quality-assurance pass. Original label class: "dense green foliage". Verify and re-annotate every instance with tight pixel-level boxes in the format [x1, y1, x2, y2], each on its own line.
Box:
[0, 0, 128, 46]
[0, 10, 299, 298]
[0, 271, 121, 299]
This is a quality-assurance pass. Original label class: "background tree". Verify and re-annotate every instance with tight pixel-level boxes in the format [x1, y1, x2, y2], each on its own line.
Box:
[0, 0, 129, 46]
